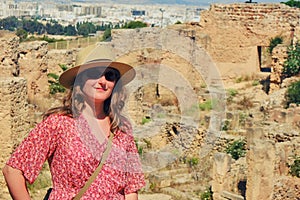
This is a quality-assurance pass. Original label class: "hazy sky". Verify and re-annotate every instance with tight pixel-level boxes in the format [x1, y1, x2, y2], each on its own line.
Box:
[72, 0, 286, 3]
[209, 0, 283, 3]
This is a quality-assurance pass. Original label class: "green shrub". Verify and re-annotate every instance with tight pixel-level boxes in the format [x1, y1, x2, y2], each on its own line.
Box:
[199, 100, 213, 111]
[16, 28, 28, 42]
[200, 187, 213, 200]
[227, 88, 238, 97]
[282, 42, 300, 78]
[227, 88, 238, 103]
[252, 79, 260, 86]
[222, 120, 230, 131]
[225, 139, 246, 160]
[285, 81, 300, 107]
[47, 64, 69, 95]
[289, 157, 300, 178]
[102, 28, 111, 41]
[149, 182, 157, 191]
[235, 77, 243, 83]
[187, 157, 199, 167]
[268, 36, 283, 54]
[141, 117, 151, 125]
[239, 112, 247, 126]
[134, 139, 144, 156]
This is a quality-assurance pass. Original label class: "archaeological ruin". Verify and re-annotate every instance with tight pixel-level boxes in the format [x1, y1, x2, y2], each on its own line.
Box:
[0, 2, 299, 200]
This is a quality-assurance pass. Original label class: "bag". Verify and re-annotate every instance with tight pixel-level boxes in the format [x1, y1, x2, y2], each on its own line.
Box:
[43, 188, 53, 200]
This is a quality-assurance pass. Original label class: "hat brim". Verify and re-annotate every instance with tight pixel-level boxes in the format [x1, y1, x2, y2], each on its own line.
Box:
[59, 60, 136, 89]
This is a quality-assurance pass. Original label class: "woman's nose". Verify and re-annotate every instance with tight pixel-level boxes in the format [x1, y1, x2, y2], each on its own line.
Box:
[98, 75, 106, 84]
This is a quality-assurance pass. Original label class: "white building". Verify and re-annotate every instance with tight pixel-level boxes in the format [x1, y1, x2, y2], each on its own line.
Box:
[0, 0, 205, 27]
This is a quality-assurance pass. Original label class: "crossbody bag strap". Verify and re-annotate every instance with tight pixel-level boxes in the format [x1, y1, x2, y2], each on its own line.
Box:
[73, 132, 114, 200]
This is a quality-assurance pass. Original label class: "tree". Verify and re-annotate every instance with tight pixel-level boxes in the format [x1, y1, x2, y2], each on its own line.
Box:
[16, 28, 28, 42]
[282, 0, 300, 8]
[122, 21, 147, 29]
[46, 22, 64, 35]
[102, 28, 112, 41]
[64, 25, 77, 36]
[22, 19, 45, 34]
[77, 22, 96, 37]
[0, 16, 20, 31]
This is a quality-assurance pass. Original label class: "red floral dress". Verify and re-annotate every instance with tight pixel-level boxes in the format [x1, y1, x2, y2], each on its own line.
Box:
[7, 114, 145, 200]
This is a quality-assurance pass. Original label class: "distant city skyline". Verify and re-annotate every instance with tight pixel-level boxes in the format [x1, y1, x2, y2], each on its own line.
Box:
[208, 0, 284, 4]
[15, 0, 286, 7]
[77, 0, 285, 5]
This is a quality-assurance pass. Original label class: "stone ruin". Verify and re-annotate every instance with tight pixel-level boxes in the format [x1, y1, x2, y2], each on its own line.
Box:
[0, 3, 300, 200]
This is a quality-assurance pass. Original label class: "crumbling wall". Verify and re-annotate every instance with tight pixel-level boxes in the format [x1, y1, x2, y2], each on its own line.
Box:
[0, 77, 29, 199]
[198, 3, 299, 79]
[0, 31, 29, 199]
[211, 104, 300, 200]
[18, 41, 76, 111]
[246, 124, 300, 200]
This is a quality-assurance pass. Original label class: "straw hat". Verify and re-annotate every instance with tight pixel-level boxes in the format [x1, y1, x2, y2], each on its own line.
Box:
[59, 43, 136, 89]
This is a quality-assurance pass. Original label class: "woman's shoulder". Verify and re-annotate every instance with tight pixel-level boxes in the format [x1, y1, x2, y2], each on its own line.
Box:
[42, 113, 74, 125]
[44, 113, 72, 120]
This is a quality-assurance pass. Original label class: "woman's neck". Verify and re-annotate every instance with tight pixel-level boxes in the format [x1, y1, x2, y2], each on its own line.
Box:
[83, 100, 107, 120]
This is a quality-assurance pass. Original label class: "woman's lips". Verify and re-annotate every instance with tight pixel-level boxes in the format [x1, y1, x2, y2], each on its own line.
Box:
[95, 87, 107, 91]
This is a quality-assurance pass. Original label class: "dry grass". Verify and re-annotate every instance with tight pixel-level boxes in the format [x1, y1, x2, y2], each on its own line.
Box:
[48, 36, 102, 50]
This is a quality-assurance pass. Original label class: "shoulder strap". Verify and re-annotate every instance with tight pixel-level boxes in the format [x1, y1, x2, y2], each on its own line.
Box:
[73, 132, 114, 200]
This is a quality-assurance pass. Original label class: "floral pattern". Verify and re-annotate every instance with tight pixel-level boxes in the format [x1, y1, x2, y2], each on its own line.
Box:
[7, 114, 145, 200]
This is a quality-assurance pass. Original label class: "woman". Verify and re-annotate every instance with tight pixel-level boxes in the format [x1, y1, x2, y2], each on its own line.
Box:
[2, 44, 145, 200]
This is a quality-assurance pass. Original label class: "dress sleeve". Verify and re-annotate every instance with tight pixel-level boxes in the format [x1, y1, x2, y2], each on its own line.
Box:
[123, 123, 146, 194]
[6, 114, 64, 184]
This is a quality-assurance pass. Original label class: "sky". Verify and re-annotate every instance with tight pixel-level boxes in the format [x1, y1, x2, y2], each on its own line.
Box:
[208, 0, 284, 3]
[74, 0, 288, 4]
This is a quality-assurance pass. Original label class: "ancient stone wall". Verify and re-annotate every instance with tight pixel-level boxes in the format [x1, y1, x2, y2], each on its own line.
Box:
[0, 31, 28, 199]
[0, 78, 29, 199]
[206, 3, 298, 28]
[110, 28, 215, 124]
[246, 124, 300, 200]
[211, 103, 300, 200]
[18, 41, 76, 111]
[212, 153, 246, 200]
[198, 3, 299, 80]
[0, 4, 299, 198]
[0, 31, 77, 199]
[0, 31, 20, 76]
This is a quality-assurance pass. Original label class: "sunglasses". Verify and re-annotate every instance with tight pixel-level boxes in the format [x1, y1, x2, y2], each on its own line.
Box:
[83, 67, 120, 82]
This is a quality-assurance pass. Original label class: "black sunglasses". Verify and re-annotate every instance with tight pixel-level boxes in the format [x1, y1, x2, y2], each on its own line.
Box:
[83, 67, 120, 82]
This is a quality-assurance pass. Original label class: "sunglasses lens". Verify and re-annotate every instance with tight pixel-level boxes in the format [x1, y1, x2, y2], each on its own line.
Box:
[85, 69, 102, 79]
[83, 68, 120, 82]
[105, 71, 117, 81]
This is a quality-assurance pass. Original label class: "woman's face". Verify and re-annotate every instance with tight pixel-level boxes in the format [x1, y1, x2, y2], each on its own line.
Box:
[79, 67, 120, 103]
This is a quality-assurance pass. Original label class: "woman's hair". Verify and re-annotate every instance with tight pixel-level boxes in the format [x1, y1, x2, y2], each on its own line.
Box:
[43, 69, 128, 132]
